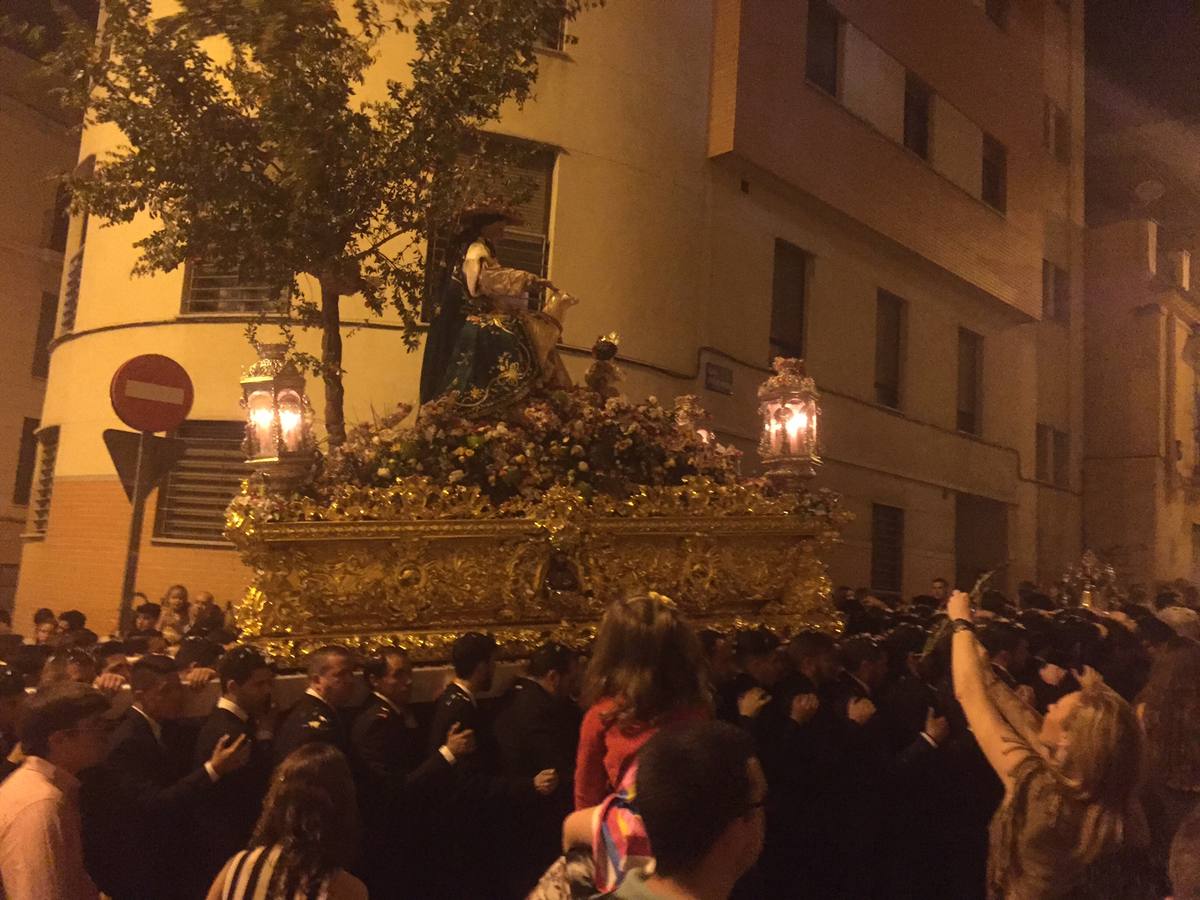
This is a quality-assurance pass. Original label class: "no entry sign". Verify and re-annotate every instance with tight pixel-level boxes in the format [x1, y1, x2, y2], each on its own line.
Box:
[110, 354, 194, 433]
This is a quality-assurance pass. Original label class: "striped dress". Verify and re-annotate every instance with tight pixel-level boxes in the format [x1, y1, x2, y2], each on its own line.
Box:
[219, 846, 329, 900]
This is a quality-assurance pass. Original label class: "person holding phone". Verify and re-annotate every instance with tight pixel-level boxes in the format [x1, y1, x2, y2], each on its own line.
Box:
[947, 590, 1154, 899]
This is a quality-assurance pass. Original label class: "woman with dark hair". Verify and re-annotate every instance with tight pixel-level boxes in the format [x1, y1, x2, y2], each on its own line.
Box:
[573, 593, 710, 811]
[1137, 636, 1200, 893]
[417, 207, 577, 413]
[947, 591, 1154, 899]
[205, 744, 365, 900]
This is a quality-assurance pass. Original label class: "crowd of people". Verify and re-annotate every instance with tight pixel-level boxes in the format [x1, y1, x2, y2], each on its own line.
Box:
[0, 576, 1199, 899]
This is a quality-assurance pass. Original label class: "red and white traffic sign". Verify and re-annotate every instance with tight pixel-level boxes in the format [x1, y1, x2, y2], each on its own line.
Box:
[110, 355, 195, 433]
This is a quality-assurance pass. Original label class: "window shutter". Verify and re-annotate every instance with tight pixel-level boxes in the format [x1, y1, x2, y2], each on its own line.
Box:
[153, 421, 249, 544]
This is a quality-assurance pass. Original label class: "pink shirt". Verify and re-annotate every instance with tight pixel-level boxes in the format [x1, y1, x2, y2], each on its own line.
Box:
[0, 757, 98, 900]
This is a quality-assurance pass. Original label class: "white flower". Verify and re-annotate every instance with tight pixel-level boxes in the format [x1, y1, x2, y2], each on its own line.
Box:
[447, 469, 466, 484]
[376, 466, 390, 477]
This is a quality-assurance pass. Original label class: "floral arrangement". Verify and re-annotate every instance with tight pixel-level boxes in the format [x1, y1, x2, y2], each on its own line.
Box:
[333, 387, 742, 503]
[227, 386, 850, 537]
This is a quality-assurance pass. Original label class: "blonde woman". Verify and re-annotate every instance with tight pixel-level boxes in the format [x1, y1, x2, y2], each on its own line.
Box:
[947, 591, 1152, 899]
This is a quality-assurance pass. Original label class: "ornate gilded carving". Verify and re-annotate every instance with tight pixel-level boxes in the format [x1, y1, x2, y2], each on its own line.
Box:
[232, 501, 840, 665]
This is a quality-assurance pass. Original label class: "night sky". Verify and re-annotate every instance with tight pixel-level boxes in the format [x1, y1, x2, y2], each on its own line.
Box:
[1088, 0, 1200, 123]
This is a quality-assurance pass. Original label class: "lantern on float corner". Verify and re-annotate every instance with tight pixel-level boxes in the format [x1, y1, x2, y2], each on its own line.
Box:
[757, 357, 821, 489]
[239, 343, 314, 485]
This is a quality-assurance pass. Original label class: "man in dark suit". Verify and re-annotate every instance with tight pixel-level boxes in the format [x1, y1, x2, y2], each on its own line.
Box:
[192, 646, 275, 893]
[81, 654, 249, 900]
[979, 620, 1029, 690]
[493, 641, 582, 897]
[426, 632, 557, 900]
[352, 648, 475, 898]
[273, 644, 356, 764]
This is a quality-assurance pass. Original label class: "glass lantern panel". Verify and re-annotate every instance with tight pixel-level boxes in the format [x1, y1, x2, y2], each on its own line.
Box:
[247, 391, 275, 457]
[277, 390, 304, 453]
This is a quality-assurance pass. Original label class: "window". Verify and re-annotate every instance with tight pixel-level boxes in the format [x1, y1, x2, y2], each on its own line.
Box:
[957, 328, 982, 435]
[1042, 260, 1070, 322]
[537, 5, 567, 50]
[874, 290, 905, 409]
[870, 504, 905, 595]
[29, 426, 59, 535]
[1035, 423, 1053, 483]
[31, 291, 57, 377]
[423, 138, 557, 320]
[1043, 99, 1070, 164]
[769, 240, 808, 360]
[12, 418, 39, 506]
[1036, 423, 1071, 486]
[806, 0, 840, 96]
[903, 74, 931, 160]
[180, 262, 286, 314]
[47, 183, 70, 253]
[985, 0, 1008, 28]
[1053, 429, 1070, 488]
[58, 156, 94, 335]
[981, 134, 1007, 212]
[153, 421, 250, 544]
[59, 216, 85, 334]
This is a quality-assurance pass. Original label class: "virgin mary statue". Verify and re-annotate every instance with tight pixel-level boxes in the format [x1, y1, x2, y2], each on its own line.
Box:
[419, 209, 578, 414]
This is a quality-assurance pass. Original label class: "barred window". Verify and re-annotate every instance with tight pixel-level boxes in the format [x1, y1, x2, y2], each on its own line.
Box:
[60, 239, 84, 334]
[870, 504, 905, 596]
[12, 418, 39, 506]
[29, 426, 59, 535]
[153, 421, 248, 544]
[32, 291, 57, 377]
[180, 262, 286, 315]
[538, 6, 567, 50]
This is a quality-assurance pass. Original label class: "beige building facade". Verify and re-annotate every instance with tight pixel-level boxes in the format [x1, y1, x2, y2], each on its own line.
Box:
[15, 0, 1086, 633]
[0, 43, 78, 614]
[1084, 116, 1200, 588]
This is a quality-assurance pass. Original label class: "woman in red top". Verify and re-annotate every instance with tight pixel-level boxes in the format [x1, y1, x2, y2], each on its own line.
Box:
[573, 593, 710, 809]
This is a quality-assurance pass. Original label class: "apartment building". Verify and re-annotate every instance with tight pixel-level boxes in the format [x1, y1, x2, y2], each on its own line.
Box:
[15, 0, 1085, 630]
[0, 33, 82, 612]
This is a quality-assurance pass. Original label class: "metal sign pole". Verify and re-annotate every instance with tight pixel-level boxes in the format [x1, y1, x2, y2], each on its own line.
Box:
[117, 430, 149, 636]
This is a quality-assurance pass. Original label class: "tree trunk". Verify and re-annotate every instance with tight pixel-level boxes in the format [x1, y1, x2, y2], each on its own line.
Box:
[320, 280, 346, 447]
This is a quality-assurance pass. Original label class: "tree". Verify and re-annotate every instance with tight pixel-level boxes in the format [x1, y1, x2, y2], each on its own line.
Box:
[42, 0, 601, 445]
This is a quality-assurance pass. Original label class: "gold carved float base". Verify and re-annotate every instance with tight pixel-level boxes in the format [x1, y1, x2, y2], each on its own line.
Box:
[234, 513, 838, 665]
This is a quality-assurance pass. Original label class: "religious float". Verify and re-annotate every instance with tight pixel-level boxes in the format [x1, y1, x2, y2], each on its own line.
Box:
[225, 214, 848, 664]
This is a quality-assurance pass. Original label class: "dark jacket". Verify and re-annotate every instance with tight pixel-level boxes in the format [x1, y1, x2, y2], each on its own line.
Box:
[350, 694, 454, 899]
[81, 708, 214, 900]
[424, 682, 536, 900]
[493, 678, 582, 896]
[273, 692, 349, 764]
[192, 703, 272, 891]
[352, 693, 452, 799]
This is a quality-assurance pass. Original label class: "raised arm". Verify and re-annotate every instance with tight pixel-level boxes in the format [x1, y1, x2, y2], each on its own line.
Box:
[948, 591, 1037, 791]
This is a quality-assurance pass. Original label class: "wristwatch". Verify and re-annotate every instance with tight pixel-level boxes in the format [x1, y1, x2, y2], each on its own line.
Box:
[951, 618, 976, 634]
